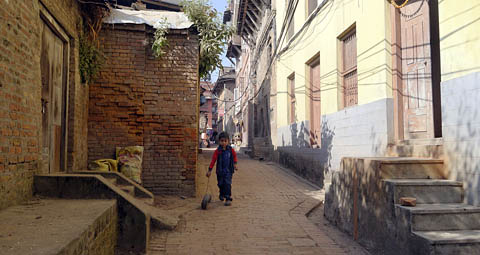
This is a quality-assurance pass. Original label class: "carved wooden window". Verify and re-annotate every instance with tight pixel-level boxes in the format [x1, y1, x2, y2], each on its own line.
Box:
[341, 29, 358, 107]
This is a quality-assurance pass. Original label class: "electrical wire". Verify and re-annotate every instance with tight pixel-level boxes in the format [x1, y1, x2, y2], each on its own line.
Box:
[202, 0, 302, 109]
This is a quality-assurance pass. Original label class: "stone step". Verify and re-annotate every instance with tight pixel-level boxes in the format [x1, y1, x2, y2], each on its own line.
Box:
[105, 176, 117, 185]
[414, 230, 480, 255]
[74, 171, 154, 199]
[117, 184, 135, 196]
[387, 144, 444, 159]
[136, 197, 155, 206]
[399, 138, 444, 146]
[378, 158, 446, 179]
[385, 179, 463, 204]
[397, 204, 480, 231]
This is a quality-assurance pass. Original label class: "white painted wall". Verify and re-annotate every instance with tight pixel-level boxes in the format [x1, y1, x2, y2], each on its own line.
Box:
[442, 71, 480, 205]
[277, 98, 394, 171]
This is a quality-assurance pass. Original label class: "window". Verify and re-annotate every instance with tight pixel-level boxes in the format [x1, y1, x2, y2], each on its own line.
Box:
[341, 29, 357, 107]
[307, 0, 318, 17]
[308, 57, 321, 146]
[287, 73, 296, 124]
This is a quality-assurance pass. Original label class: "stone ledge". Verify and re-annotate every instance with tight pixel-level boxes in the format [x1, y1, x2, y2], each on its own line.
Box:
[0, 199, 117, 255]
[33, 174, 151, 254]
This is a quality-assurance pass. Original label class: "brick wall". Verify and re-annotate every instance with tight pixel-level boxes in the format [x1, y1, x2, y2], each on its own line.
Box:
[0, 0, 88, 210]
[88, 24, 199, 195]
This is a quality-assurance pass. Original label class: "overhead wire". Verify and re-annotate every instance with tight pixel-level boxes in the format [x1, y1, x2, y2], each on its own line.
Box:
[203, 0, 302, 103]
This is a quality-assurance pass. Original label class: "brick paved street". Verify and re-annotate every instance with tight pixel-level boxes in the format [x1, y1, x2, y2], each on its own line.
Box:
[149, 150, 365, 254]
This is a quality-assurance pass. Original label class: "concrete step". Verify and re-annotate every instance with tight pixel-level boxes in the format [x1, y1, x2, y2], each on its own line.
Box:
[397, 203, 480, 231]
[0, 199, 118, 255]
[378, 158, 446, 179]
[136, 197, 155, 206]
[74, 171, 154, 199]
[385, 179, 463, 204]
[117, 184, 135, 196]
[399, 138, 443, 146]
[414, 230, 480, 255]
[387, 144, 444, 159]
[105, 176, 117, 185]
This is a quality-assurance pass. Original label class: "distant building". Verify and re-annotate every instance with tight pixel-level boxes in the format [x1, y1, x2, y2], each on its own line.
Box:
[226, 0, 275, 155]
[199, 81, 217, 134]
[213, 67, 236, 138]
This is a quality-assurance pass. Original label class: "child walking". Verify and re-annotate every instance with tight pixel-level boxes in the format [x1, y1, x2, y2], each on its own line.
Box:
[206, 131, 238, 206]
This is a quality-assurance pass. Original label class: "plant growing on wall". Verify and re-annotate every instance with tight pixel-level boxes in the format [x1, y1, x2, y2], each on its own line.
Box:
[150, 0, 235, 79]
[152, 18, 170, 58]
[181, 0, 235, 79]
[78, 3, 110, 84]
[79, 33, 104, 84]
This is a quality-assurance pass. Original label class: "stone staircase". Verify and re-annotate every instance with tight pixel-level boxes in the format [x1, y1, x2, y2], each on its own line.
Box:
[387, 138, 444, 159]
[382, 160, 480, 254]
[74, 171, 179, 230]
[35, 171, 179, 254]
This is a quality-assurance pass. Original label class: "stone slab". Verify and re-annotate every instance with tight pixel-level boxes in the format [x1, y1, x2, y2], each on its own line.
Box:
[287, 237, 317, 247]
[0, 199, 116, 255]
[414, 230, 480, 244]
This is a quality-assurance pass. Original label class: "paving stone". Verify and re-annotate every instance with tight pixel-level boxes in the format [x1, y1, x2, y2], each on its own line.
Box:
[149, 151, 350, 254]
[287, 237, 317, 247]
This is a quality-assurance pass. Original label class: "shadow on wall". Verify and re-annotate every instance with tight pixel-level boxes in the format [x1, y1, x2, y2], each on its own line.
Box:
[324, 158, 425, 255]
[442, 73, 480, 205]
[277, 121, 335, 189]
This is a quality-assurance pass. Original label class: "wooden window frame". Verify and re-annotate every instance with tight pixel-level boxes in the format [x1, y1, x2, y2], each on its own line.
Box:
[338, 24, 358, 109]
[306, 53, 321, 147]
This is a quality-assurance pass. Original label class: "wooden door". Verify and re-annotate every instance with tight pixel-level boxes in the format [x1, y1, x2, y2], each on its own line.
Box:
[401, 0, 434, 139]
[310, 61, 321, 147]
[41, 22, 65, 173]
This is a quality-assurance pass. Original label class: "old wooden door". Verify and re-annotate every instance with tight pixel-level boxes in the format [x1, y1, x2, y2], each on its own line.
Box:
[41, 22, 66, 173]
[401, 0, 434, 139]
[310, 60, 321, 147]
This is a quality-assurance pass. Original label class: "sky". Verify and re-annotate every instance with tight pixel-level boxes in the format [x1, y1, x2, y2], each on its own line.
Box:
[209, 0, 234, 82]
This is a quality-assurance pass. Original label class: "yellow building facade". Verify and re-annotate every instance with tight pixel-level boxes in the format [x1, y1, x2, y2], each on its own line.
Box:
[274, 0, 480, 204]
[276, 0, 393, 124]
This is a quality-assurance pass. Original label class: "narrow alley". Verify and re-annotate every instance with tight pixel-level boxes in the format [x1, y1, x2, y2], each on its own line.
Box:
[1, 0, 480, 254]
[149, 150, 368, 255]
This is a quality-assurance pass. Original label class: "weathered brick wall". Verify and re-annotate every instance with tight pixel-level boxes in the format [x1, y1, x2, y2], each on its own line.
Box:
[89, 24, 199, 195]
[0, 0, 88, 210]
[88, 25, 146, 160]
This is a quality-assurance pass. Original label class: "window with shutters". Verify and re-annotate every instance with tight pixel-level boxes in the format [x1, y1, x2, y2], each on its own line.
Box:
[341, 29, 358, 108]
[287, 73, 296, 124]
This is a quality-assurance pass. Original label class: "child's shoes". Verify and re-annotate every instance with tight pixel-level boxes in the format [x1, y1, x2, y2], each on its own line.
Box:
[224, 200, 231, 206]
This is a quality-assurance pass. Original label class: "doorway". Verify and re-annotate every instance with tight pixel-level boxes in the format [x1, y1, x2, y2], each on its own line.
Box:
[392, 0, 441, 141]
[40, 7, 69, 173]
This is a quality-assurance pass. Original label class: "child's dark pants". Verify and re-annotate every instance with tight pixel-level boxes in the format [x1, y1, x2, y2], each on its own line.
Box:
[217, 171, 232, 200]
